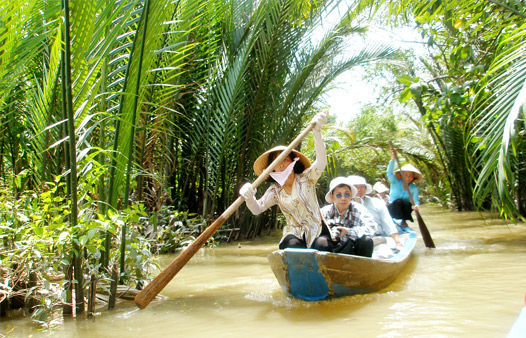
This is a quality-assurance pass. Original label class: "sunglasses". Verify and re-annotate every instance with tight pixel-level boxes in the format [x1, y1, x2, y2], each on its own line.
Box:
[335, 193, 351, 199]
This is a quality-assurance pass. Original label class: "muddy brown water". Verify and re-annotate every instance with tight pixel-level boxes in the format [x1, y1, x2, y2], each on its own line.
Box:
[1, 205, 526, 337]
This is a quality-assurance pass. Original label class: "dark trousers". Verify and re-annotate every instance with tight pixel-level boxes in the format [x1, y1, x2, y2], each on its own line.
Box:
[388, 198, 414, 222]
[334, 235, 374, 257]
[279, 222, 334, 252]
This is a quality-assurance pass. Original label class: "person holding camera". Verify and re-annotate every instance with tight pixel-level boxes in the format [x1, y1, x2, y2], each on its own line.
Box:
[320, 177, 376, 257]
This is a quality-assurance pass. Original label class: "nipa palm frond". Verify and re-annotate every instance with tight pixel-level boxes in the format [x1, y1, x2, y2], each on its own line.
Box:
[472, 25, 526, 219]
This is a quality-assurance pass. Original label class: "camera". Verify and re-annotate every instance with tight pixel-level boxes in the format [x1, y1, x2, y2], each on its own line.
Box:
[330, 222, 344, 242]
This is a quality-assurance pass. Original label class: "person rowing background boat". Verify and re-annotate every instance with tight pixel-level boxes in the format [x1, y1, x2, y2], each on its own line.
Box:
[386, 147, 423, 228]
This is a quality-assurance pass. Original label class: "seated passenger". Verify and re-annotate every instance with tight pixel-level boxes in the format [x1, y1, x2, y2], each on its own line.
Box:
[348, 175, 402, 252]
[320, 177, 375, 257]
[372, 181, 390, 205]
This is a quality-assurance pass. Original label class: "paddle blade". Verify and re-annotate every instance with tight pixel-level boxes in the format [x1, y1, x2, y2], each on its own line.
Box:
[134, 198, 244, 309]
[415, 210, 435, 248]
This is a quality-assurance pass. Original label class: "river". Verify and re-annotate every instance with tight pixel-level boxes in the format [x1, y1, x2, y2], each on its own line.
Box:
[1, 205, 526, 337]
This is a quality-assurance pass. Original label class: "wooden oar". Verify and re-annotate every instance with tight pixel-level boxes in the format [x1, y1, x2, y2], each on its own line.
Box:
[389, 142, 436, 249]
[134, 116, 320, 309]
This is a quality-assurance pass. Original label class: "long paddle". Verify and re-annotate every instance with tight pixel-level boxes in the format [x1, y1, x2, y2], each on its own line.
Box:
[389, 142, 436, 249]
[134, 116, 320, 309]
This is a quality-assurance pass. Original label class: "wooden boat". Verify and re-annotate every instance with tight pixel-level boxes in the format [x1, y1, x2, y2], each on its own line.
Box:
[267, 228, 417, 301]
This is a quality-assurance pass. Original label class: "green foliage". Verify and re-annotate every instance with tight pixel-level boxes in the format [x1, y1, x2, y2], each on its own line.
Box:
[373, 0, 526, 217]
[471, 24, 526, 220]
[0, 0, 399, 225]
[142, 207, 212, 254]
[376, 1, 500, 210]
[0, 174, 206, 324]
[0, 179, 111, 318]
[0, 0, 434, 323]
[307, 104, 443, 204]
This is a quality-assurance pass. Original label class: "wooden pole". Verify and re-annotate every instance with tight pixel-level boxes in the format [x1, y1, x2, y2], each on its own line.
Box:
[108, 264, 118, 310]
[28, 272, 38, 313]
[134, 119, 319, 309]
[87, 273, 97, 317]
[62, 264, 73, 315]
[389, 142, 436, 248]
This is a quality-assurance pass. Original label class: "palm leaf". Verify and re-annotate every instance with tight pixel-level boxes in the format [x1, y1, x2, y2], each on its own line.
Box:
[472, 25, 526, 219]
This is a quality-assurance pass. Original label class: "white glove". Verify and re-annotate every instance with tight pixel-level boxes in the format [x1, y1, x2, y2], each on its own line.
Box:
[240, 183, 262, 215]
[311, 110, 329, 132]
[240, 183, 256, 200]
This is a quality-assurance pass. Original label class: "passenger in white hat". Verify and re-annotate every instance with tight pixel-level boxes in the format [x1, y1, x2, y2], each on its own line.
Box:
[386, 147, 423, 227]
[348, 175, 402, 252]
[372, 181, 390, 205]
[239, 111, 334, 251]
[320, 177, 375, 257]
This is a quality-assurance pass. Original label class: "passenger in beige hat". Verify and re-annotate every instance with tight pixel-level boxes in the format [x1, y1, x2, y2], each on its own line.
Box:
[239, 110, 334, 251]
[348, 175, 402, 252]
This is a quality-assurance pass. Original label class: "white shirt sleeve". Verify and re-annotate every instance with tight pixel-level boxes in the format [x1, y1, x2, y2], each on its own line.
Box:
[246, 185, 278, 215]
[311, 128, 327, 172]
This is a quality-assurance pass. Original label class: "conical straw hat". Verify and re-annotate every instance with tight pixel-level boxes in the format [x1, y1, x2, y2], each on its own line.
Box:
[394, 164, 422, 182]
[253, 145, 311, 177]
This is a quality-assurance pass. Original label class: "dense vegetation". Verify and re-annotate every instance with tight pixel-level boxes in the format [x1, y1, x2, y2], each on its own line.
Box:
[0, 0, 524, 326]
[327, 0, 526, 218]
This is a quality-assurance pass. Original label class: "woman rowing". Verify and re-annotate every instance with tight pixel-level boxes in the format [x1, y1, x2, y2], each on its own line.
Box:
[239, 110, 334, 251]
[386, 147, 423, 228]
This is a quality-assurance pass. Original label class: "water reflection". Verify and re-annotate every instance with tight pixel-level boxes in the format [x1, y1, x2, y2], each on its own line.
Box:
[1, 205, 525, 337]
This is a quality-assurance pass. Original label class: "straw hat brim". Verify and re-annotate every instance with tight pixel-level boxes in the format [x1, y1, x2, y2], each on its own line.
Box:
[253, 145, 311, 177]
[394, 164, 422, 182]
